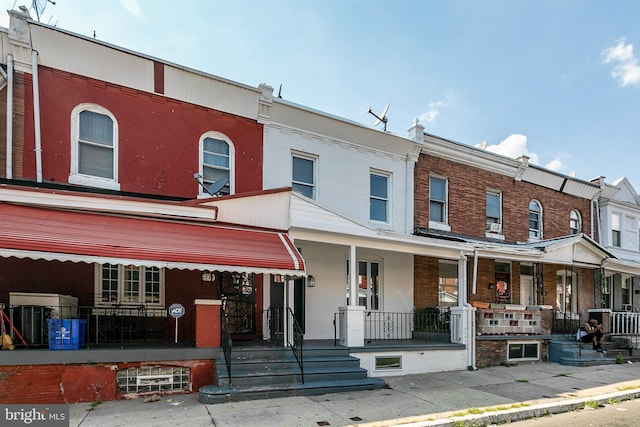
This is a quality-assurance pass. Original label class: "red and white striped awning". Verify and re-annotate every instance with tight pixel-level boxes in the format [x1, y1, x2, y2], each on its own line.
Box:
[0, 203, 305, 276]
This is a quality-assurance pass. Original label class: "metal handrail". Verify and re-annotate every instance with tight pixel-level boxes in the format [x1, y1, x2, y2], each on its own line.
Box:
[287, 307, 304, 384]
[220, 309, 232, 386]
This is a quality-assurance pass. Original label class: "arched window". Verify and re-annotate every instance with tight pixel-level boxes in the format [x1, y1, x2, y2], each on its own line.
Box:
[69, 104, 119, 190]
[529, 200, 542, 239]
[569, 209, 582, 235]
[199, 132, 234, 197]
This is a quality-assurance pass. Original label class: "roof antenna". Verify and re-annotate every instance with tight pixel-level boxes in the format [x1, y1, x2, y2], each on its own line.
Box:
[193, 173, 228, 197]
[367, 102, 390, 131]
[31, 0, 55, 22]
[277, 84, 282, 99]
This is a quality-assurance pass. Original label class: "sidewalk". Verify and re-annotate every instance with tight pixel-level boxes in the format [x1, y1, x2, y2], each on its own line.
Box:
[69, 361, 640, 427]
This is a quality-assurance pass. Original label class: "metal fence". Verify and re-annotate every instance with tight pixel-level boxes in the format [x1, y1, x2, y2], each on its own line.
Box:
[333, 308, 451, 345]
[5, 304, 193, 348]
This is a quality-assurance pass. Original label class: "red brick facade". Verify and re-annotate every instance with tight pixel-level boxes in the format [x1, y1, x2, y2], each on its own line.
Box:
[414, 154, 592, 241]
[0, 360, 214, 404]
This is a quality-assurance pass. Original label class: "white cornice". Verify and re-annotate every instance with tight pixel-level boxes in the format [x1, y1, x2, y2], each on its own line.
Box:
[0, 187, 218, 222]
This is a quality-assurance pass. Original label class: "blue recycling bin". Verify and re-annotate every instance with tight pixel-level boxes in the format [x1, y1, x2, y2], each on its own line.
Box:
[47, 319, 87, 350]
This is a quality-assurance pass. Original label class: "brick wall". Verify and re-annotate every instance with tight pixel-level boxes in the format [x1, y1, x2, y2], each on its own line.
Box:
[414, 255, 439, 308]
[0, 359, 214, 404]
[476, 339, 550, 368]
[415, 154, 592, 242]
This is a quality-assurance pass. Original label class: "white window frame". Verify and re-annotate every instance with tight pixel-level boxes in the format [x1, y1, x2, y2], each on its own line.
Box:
[556, 269, 577, 314]
[199, 131, 235, 198]
[528, 199, 543, 241]
[94, 264, 165, 308]
[569, 209, 581, 235]
[352, 259, 382, 311]
[507, 341, 540, 362]
[438, 260, 458, 307]
[370, 170, 391, 224]
[69, 103, 120, 190]
[429, 175, 450, 231]
[291, 151, 317, 199]
[486, 190, 504, 239]
[612, 213, 621, 247]
[374, 355, 402, 371]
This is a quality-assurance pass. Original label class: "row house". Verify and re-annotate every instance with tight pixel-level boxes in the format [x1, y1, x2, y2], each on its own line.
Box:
[0, 8, 307, 403]
[592, 177, 640, 339]
[412, 131, 615, 366]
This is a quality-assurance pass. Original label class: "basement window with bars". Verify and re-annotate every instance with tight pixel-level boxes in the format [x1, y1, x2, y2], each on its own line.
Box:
[117, 366, 190, 394]
[507, 341, 540, 362]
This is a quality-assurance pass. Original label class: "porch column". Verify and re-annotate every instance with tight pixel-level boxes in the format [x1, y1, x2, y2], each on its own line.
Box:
[339, 245, 365, 347]
[349, 245, 357, 306]
[194, 299, 222, 348]
[284, 277, 295, 347]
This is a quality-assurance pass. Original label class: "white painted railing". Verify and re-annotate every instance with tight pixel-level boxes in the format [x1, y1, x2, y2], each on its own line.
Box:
[610, 311, 640, 335]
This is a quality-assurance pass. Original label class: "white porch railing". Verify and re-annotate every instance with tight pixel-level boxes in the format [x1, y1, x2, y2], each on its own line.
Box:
[610, 311, 640, 335]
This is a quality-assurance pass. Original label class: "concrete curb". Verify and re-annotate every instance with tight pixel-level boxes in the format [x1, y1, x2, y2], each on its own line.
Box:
[354, 388, 640, 427]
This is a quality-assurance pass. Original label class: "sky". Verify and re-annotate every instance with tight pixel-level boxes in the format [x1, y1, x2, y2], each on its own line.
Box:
[2, 0, 640, 188]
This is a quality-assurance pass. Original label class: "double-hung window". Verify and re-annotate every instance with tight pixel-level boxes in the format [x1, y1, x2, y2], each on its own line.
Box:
[370, 171, 390, 223]
[486, 190, 502, 234]
[292, 154, 315, 199]
[96, 264, 164, 307]
[201, 133, 232, 196]
[612, 214, 621, 247]
[429, 176, 447, 224]
[70, 104, 119, 190]
[528, 200, 542, 239]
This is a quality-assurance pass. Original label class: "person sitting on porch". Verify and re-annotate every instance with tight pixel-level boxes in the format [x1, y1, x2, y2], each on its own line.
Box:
[576, 319, 607, 353]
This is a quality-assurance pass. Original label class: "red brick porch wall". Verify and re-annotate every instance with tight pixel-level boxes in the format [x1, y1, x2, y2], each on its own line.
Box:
[0, 359, 214, 404]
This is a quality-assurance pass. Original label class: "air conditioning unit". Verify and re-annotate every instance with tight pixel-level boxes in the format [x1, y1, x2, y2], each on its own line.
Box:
[487, 223, 502, 233]
[623, 304, 633, 312]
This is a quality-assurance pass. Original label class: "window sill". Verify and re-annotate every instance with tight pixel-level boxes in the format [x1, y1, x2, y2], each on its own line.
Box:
[428, 221, 451, 232]
[69, 174, 120, 191]
[486, 232, 505, 241]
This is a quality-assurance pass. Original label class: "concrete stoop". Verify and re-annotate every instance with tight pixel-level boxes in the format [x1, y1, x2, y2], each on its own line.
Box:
[549, 335, 640, 366]
[199, 344, 385, 404]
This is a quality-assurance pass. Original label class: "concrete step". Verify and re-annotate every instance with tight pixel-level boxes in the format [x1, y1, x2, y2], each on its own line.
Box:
[218, 365, 370, 387]
[206, 342, 384, 402]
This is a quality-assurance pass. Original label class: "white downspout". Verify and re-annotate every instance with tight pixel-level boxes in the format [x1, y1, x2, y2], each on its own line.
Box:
[31, 50, 43, 182]
[405, 154, 414, 234]
[472, 248, 479, 295]
[5, 54, 13, 179]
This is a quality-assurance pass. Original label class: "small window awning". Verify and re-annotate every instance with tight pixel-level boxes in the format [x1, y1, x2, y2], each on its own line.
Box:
[0, 203, 306, 276]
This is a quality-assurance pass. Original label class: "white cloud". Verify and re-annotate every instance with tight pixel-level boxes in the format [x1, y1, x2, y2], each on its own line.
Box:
[544, 158, 564, 172]
[120, 0, 142, 17]
[480, 134, 540, 165]
[418, 93, 452, 125]
[476, 134, 573, 175]
[603, 38, 640, 87]
[419, 101, 445, 123]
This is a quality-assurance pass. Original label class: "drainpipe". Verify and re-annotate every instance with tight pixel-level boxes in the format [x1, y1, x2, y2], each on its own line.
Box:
[5, 54, 13, 179]
[471, 248, 479, 295]
[31, 50, 43, 182]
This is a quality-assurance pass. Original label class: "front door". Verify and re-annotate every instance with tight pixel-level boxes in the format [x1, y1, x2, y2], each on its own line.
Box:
[220, 272, 256, 335]
[520, 275, 534, 306]
[268, 275, 306, 343]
